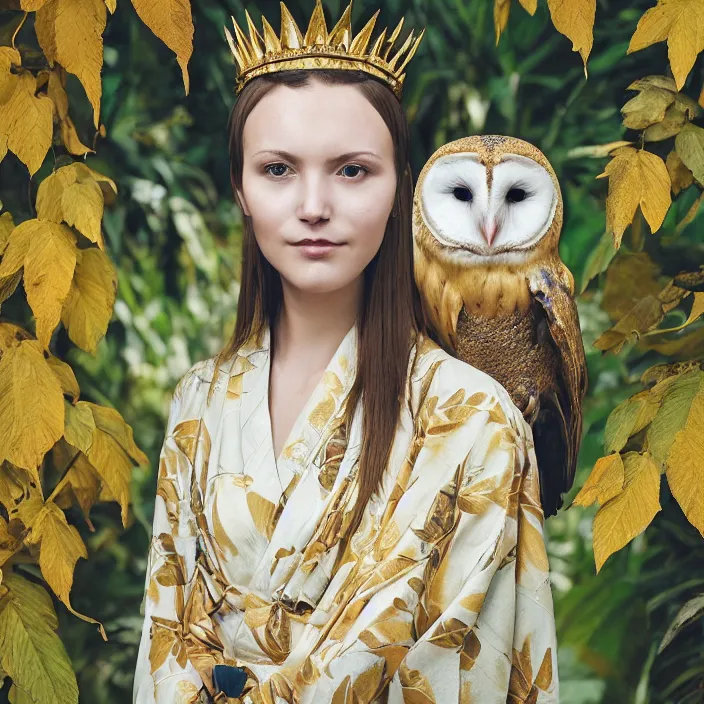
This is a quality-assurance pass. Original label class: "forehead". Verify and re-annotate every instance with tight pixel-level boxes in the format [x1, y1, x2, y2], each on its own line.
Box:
[243, 80, 393, 156]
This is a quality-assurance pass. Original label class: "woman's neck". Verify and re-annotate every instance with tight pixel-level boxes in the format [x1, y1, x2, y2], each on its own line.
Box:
[271, 275, 363, 367]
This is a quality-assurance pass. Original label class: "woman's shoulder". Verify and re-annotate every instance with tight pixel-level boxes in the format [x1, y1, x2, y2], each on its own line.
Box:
[173, 355, 220, 399]
[412, 332, 526, 431]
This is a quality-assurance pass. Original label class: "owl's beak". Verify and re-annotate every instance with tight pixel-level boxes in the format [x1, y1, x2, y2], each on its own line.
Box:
[481, 220, 498, 246]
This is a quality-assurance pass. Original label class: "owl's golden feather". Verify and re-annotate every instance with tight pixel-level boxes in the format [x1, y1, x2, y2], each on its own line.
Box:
[413, 135, 587, 516]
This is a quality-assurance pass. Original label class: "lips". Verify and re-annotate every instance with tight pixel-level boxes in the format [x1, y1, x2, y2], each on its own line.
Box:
[294, 239, 343, 246]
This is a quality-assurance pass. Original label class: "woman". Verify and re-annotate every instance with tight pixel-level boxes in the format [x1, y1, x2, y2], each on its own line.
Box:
[133, 4, 558, 703]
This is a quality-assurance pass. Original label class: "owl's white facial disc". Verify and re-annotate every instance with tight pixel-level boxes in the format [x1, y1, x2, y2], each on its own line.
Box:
[420, 152, 557, 264]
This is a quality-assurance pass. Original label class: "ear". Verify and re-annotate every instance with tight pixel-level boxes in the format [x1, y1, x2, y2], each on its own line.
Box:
[235, 188, 251, 217]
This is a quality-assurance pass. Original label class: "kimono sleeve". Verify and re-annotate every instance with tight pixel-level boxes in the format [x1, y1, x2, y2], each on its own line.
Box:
[388, 389, 559, 703]
[133, 369, 205, 704]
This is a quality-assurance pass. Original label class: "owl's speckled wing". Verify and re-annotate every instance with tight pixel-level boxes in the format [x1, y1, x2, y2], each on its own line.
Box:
[528, 266, 587, 512]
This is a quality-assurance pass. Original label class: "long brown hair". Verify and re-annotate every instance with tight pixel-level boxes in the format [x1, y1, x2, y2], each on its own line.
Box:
[220, 68, 428, 534]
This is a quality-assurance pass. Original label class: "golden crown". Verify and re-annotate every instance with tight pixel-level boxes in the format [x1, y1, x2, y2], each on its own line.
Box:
[224, 0, 425, 99]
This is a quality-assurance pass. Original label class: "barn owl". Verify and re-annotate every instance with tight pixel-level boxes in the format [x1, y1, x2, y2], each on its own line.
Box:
[413, 135, 588, 516]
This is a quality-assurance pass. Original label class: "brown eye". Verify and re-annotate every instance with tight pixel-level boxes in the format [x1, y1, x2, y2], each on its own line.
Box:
[453, 186, 472, 202]
[507, 187, 527, 203]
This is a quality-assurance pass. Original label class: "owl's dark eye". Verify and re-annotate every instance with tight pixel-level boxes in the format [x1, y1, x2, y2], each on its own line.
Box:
[453, 186, 473, 202]
[507, 187, 527, 203]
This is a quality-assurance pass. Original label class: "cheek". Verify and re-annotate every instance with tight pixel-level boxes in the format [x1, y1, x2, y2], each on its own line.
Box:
[242, 179, 289, 239]
[342, 178, 396, 247]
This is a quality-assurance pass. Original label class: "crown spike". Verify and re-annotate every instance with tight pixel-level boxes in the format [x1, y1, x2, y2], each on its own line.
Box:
[327, 2, 353, 49]
[261, 15, 282, 53]
[394, 28, 425, 77]
[381, 17, 404, 61]
[387, 28, 415, 72]
[368, 27, 387, 59]
[349, 9, 379, 55]
[280, 2, 304, 49]
[232, 14, 256, 65]
[305, 0, 328, 45]
[245, 9, 265, 60]
[224, 25, 244, 71]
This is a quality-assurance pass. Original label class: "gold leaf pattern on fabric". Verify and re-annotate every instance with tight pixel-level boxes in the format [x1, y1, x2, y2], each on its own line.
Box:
[173, 419, 205, 465]
[428, 617, 470, 649]
[263, 602, 292, 664]
[331, 675, 359, 704]
[459, 592, 486, 612]
[534, 646, 553, 690]
[308, 393, 337, 432]
[211, 492, 239, 559]
[398, 662, 437, 704]
[412, 467, 461, 543]
[246, 491, 278, 540]
[460, 629, 481, 671]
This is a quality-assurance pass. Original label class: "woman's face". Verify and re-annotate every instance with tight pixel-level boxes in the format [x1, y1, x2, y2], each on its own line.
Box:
[237, 79, 397, 295]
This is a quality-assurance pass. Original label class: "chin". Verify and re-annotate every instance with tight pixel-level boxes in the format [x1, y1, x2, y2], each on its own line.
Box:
[283, 270, 361, 295]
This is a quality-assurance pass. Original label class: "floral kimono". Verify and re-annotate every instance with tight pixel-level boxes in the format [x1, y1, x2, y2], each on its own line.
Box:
[133, 322, 558, 704]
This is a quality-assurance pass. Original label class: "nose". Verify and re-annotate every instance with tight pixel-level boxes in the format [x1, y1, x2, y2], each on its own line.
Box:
[296, 173, 331, 224]
[481, 219, 498, 246]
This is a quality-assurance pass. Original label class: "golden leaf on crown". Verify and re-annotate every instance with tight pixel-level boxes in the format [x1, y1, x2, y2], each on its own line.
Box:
[224, 0, 425, 99]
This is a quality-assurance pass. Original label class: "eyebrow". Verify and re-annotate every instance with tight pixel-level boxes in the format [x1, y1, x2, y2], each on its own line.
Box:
[252, 149, 382, 163]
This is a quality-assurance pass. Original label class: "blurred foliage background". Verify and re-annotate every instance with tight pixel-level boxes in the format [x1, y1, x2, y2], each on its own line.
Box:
[1, 0, 703, 701]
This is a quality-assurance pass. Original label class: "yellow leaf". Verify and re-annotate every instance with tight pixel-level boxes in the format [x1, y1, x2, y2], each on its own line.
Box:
[0, 213, 20, 310]
[603, 390, 662, 452]
[601, 251, 662, 321]
[90, 402, 148, 465]
[596, 147, 671, 246]
[547, 0, 596, 70]
[46, 355, 79, 402]
[573, 454, 625, 507]
[0, 340, 64, 470]
[0, 47, 21, 105]
[0, 212, 13, 254]
[26, 502, 105, 637]
[622, 84, 676, 130]
[47, 68, 92, 156]
[627, 0, 704, 91]
[35, 0, 106, 128]
[61, 178, 103, 243]
[0, 72, 53, 175]
[0, 323, 31, 354]
[131, 0, 194, 94]
[647, 370, 703, 467]
[84, 422, 134, 527]
[36, 165, 79, 223]
[20, 0, 51, 8]
[494, 0, 511, 44]
[666, 149, 694, 194]
[666, 381, 704, 535]
[51, 438, 101, 522]
[675, 123, 704, 184]
[593, 452, 661, 572]
[64, 401, 96, 453]
[104, 0, 116, 12]
[21, 220, 77, 349]
[0, 572, 79, 704]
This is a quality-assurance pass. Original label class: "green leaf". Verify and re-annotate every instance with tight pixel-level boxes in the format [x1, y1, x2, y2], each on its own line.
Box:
[647, 370, 704, 468]
[0, 572, 78, 704]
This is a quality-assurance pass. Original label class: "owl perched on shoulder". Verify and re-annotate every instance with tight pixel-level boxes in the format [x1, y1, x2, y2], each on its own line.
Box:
[413, 135, 588, 516]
